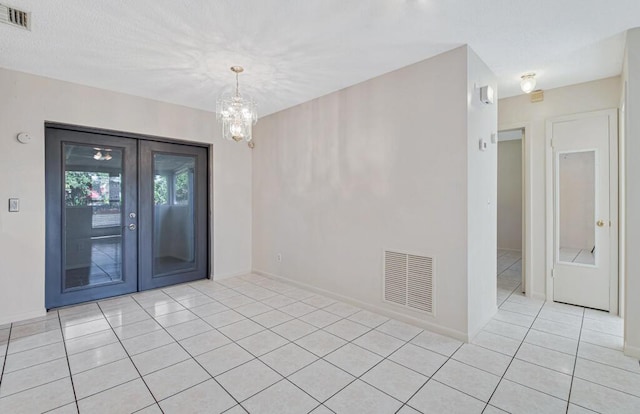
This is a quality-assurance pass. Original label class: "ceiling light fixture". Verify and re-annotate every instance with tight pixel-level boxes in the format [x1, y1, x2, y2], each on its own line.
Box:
[216, 66, 257, 146]
[520, 73, 537, 94]
[93, 148, 112, 161]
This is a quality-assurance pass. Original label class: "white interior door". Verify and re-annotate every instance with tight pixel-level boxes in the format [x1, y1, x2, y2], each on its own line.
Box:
[551, 112, 612, 311]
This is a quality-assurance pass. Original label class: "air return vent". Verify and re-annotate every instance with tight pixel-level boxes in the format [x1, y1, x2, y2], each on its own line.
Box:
[0, 4, 30, 30]
[384, 250, 434, 314]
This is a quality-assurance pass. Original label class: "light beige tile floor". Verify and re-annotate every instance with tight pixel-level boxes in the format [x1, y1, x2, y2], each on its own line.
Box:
[0, 265, 638, 413]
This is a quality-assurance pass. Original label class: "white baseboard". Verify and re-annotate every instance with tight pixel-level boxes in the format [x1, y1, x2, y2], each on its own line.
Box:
[253, 268, 469, 342]
[211, 270, 252, 281]
[0, 308, 47, 326]
[531, 292, 547, 301]
[624, 342, 640, 359]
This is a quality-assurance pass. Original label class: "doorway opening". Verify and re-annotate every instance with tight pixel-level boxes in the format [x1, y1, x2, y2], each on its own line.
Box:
[45, 124, 210, 309]
[497, 128, 525, 306]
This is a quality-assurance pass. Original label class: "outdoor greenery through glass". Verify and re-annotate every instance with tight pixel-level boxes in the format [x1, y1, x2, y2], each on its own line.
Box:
[154, 170, 191, 205]
[65, 172, 121, 207]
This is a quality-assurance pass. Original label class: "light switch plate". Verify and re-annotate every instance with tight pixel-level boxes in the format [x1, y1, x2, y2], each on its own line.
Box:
[9, 198, 19, 212]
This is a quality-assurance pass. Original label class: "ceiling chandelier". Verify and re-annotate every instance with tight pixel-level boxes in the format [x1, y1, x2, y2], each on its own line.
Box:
[216, 66, 257, 146]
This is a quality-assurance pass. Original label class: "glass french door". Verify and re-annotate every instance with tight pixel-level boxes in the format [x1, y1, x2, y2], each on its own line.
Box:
[138, 141, 208, 290]
[46, 129, 138, 308]
[45, 126, 208, 309]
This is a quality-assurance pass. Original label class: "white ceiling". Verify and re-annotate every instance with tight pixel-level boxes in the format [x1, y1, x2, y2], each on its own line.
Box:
[1, 1, 638, 117]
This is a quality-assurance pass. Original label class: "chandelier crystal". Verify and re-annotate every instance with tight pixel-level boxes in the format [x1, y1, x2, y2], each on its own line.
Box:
[216, 66, 257, 143]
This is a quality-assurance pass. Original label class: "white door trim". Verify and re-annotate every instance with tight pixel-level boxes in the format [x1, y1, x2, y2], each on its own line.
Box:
[545, 108, 619, 313]
[498, 122, 532, 298]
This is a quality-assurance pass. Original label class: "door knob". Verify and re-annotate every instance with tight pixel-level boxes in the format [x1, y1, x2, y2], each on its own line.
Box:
[597, 220, 605, 227]
[128, 223, 137, 231]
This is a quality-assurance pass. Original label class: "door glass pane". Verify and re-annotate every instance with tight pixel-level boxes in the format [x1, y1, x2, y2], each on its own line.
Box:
[558, 151, 596, 265]
[153, 153, 196, 276]
[63, 144, 123, 289]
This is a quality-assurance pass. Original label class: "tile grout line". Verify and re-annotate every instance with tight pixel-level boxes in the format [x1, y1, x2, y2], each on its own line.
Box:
[496, 279, 522, 307]
[129, 294, 246, 412]
[489, 308, 640, 384]
[56, 311, 81, 414]
[236, 315, 377, 410]
[219, 275, 529, 411]
[567, 402, 600, 414]
[311, 323, 423, 410]
[565, 307, 586, 413]
[479, 321, 586, 361]
[0, 366, 77, 402]
[489, 291, 629, 407]
[495, 304, 543, 318]
[2, 355, 69, 377]
[485, 327, 579, 357]
[0, 323, 14, 387]
[574, 354, 640, 376]
[0, 273, 615, 412]
[561, 364, 640, 400]
[228, 283, 456, 409]
[481, 284, 549, 412]
[11, 272, 632, 412]
[9, 338, 628, 414]
[2, 335, 66, 358]
[95, 301, 166, 414]
[129, 401, 161, 413]
[450, 328, 584, 409]
[250, 295, 415, 407]
[94, 278, 638, 381]
[394, 341, 466, 414]
[47, 282, 636, 410]
[150, 283, 347, 412]
[176, 289, 354, 412]
[183, 278, 428, 411]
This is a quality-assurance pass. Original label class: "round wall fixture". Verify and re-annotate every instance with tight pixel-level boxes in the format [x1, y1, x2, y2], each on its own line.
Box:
[17, 132, 32, 144]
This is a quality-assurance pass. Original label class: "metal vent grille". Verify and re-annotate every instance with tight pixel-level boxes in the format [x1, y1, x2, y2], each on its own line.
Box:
[384, 250, 434, 314]
[0, 4, 30, 30]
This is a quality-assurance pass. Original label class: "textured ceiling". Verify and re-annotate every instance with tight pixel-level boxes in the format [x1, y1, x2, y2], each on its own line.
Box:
[0, 1, 638, 117]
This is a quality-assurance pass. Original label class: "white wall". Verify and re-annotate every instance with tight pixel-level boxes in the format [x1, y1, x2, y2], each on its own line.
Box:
[497, 139, 522, 251]
[0, 68, 252, 325]
[466, 48, 499, 336]
[622, 28, 640, 358]
[498, 76, 621, 300]
[253, 46, 496, 340]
